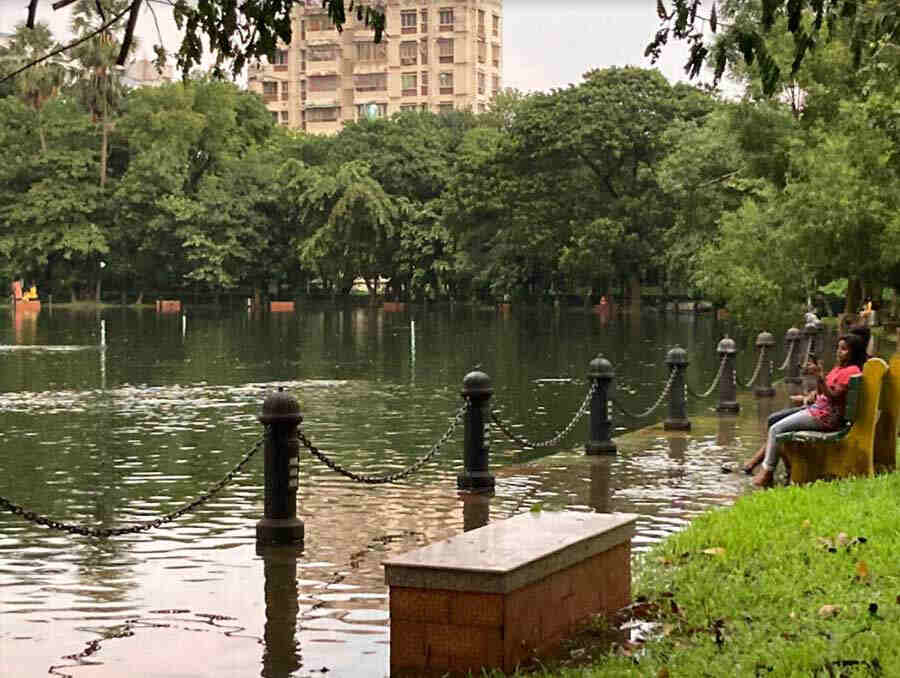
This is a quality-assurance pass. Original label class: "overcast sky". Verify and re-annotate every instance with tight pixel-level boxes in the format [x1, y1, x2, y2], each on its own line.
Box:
[0, 0, 717, 92]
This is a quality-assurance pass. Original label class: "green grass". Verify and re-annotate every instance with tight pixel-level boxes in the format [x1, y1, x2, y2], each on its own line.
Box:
[492, 456, 900, 677]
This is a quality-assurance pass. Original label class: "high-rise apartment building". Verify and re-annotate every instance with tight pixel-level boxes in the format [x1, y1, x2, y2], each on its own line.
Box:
[248, 0, 503, 134]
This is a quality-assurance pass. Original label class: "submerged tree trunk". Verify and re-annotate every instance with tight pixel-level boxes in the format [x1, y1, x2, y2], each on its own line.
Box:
[628, 274, 641, 310]
[845, 277, 863, 316]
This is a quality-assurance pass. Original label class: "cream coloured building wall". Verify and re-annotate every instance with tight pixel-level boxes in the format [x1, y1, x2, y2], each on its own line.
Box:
[247, 0, 502, 134]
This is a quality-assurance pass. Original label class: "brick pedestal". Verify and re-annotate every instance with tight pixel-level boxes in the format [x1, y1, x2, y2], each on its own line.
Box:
[384, 511, 636, 677]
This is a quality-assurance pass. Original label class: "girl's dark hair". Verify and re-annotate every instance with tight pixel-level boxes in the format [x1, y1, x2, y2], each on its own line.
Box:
[839, 333, 867, 368]
[849, 324, 871, 352]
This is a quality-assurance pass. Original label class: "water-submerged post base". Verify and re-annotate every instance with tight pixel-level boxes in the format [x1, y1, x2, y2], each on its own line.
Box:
[256, 518, 305, 546]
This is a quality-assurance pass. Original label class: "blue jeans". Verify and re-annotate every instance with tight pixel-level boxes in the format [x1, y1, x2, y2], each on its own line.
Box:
[764, 409, 828, 470]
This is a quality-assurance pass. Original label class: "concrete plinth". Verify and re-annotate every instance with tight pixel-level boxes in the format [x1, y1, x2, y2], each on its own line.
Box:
[384, 510, 637, 677]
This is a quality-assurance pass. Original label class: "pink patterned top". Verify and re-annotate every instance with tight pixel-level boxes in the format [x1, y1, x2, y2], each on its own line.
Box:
[807, 365, 862, 430]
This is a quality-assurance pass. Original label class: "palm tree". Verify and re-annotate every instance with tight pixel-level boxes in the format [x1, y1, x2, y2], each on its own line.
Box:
[2, 23, 68, 153]
[69, 0, 135, 188]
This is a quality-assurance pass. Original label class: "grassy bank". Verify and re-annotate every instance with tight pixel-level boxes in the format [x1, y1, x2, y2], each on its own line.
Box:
[502, 452, 900, 677]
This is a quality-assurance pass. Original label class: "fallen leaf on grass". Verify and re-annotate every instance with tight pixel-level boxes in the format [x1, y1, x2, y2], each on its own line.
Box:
[856, 561, 870, 580]
[657, 668, 670, 678]
[702, 547, 726, 557]
[818, 605, 841, 618]
[802, 519, 811, 529]
[837, 532, 850, 546]
[662, 623, 675, 637]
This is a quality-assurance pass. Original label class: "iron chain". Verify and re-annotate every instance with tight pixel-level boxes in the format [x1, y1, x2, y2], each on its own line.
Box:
[687, 355, 728, 399]
[0, 436, 265, 538]
[490, 384, 594, 449]
[778, 340, 795, 371]
[735, 347, 766, 389]
[611, 367, 678, 419]
[300, 404, 466, 484]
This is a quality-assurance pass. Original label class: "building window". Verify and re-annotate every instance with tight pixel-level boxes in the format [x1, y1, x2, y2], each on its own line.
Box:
[492, 74, 500, 94]
[420, 9, 428, 32]
[477, 71, 485, 95]
[478, 103, 486, 113]
[421, 103, 429, 111]
[420, 38, 428, 65]
[438, 39, 454, 64]
[357, 102, 387, 120]
[438, 102, 454, 114]
[356, 42, 387, 61]
[477, 9, 485, 36]
[300, 79, 307, 100]
[492, 44, 500, 68]
[354, 72, 387, 91]
[401, 10, 417, 34]
[307, 107, 340, 122]
[439, 71, 453, 95]
[439, 8, 454, 31]
[400, 104, 418, 112]
[401, 72, 417, 96]
[421, 70, 428, 95]
[272, 49, 288, 70]
[271, 111, 279, 121]
[309, 74, 338, 91]
[492, 14, 499, 36]
[281, 81, 290, 100]
[300, 49, 306, 72]
[262, 81, 278, 102]
[308, 45, 337, 62]
[280, 110, 289, 123]
[400, 41, 418, 65]
[478, 41, 486, 64]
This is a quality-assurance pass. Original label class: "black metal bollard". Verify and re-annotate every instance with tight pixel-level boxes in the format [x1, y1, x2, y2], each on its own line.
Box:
[663, 346, 691, 430]
[754, 331, 776, 398]
[586, 355, 617, 455]
[256, 388, 305, 547]
[803, 321, 818, 363]
[457, 370, 496, 492]
[784, 327, 802, 385]
[715, 337, 740, 413]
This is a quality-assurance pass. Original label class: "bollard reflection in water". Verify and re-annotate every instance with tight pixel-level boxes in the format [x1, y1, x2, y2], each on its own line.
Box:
[667, 434, 688, 463]
[588, 457, 611, 513]
[716, 415, 738, 448]
[460, 491, 492, 532]
[259, 545, 302, 678]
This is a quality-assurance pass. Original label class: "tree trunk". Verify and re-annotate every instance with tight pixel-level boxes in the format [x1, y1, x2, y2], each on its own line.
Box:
[120, 289, 127, 305]
[628, 274, 641, 310]
[136, 290, 144, 305]
[95, 277, 102, 303]
[845, 277, 863, 315]
[100, 122, 108, 188]
[70, 286, 78, 303]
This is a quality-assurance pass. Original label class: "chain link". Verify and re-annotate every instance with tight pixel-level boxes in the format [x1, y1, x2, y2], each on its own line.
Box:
[735, 347, 766, 389]
[0, 436, 265, 538]
[612, 367, 677, 419]
[490, 385, 594, 449]
[687, 355, 728, 399]
[778, 339, 795, 371]
[300, 404, 466, 484]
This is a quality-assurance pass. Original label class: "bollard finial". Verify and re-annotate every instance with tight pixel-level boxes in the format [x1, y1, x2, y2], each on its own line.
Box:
[717, 337, 737, 354]
[462, 370, 493, 398]
[589, 354, 614, 379]
[260, 389, 302, 426]
[756, 331, 775, 347]
[665, 346, 689, 366]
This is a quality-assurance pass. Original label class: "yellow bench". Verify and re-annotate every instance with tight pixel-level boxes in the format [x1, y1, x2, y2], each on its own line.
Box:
[777, 358, 888, 484]
[874, 353, 900, 474]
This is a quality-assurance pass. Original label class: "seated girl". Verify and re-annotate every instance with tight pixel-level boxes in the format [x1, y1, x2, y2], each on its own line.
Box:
[743, 333, 867, 487]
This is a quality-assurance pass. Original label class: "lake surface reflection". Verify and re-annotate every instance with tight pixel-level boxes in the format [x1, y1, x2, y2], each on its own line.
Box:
[0, 304, 806, 676]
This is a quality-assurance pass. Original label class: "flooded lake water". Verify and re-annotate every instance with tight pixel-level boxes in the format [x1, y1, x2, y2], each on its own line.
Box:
[0, 303, 818, 676]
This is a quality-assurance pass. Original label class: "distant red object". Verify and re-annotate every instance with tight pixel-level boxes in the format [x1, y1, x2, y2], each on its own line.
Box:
[383, 302, 407, 311]
[156, 300, 182, 313]
[270, 301, 295, 312]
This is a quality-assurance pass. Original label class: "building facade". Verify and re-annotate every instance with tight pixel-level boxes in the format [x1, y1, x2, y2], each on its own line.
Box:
[248, 0, 503, 133]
